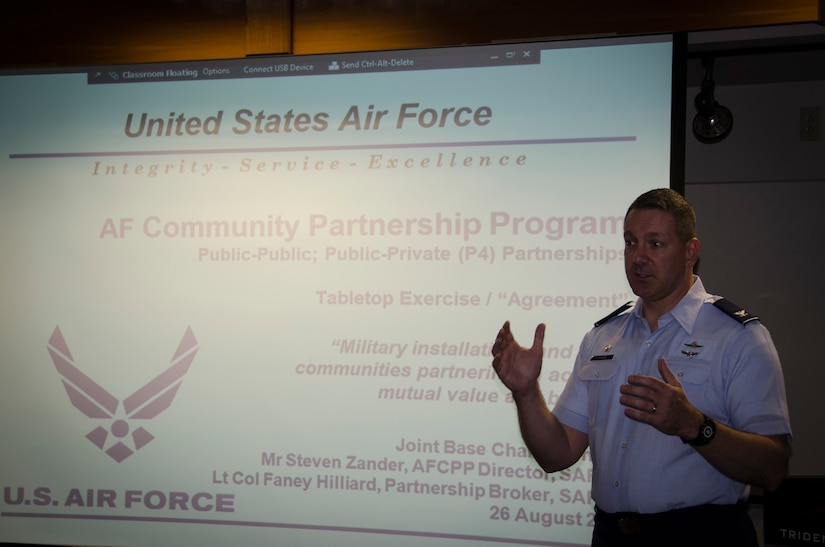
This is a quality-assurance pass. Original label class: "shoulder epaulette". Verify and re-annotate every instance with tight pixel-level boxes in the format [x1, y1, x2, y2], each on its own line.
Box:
[594, 301, 633, 327]
[713, 298, 758, 325]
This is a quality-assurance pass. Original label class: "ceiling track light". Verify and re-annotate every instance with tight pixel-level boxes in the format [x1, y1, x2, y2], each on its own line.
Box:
[692, 57, 733, 144]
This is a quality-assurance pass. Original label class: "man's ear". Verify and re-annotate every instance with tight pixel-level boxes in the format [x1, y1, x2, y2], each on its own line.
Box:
[685, 237, 701, 269]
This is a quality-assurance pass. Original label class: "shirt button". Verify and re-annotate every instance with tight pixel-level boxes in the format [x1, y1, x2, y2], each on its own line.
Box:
[646, 341, 652, 347]
[621, 443, 627, 449]
[613, 481, 621, 488]
[678, 371, 685, 378]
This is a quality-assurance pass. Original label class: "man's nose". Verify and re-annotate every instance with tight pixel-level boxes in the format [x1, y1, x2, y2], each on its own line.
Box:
[631, 248, 648, 264]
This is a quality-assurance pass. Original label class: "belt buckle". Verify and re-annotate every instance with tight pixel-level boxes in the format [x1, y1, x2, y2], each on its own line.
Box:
[617, 517, 641, 534]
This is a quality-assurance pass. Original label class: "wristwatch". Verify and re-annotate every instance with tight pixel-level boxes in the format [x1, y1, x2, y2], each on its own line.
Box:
[683, 415, 716, 446]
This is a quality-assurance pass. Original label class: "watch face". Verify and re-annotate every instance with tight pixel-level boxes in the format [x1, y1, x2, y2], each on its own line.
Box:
[683, 416, 716, 446]
[696, 417, 716, 445]
[700, 423, 715, 440]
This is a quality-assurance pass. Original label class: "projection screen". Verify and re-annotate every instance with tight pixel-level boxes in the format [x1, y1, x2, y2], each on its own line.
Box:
[0, 34, 674, 547]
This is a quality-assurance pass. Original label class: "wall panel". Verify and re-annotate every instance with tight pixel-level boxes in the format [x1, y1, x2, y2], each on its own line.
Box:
[0, 0, 821, 68]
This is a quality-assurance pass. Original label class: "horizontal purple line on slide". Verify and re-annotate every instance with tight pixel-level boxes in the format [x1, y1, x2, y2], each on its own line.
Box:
[1, 511, 585, 547]
[9, 136, 636, 159]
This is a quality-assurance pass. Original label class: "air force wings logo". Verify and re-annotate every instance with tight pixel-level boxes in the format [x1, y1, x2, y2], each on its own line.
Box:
[47, 326, 199, 462]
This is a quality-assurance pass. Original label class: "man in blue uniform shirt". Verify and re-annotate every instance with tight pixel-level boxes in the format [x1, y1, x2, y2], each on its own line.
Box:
[492, 188, 791, 547]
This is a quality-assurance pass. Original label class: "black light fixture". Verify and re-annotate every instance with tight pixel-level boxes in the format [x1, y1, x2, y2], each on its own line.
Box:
[692, 57, 733, 144]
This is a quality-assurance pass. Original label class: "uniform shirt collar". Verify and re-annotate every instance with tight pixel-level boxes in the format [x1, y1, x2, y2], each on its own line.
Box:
[631, 276, 711, 334]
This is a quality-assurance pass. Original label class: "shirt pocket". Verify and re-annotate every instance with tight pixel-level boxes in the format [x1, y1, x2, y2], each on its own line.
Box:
[667, 358, 712, 403]
[579, 356, 622, 429]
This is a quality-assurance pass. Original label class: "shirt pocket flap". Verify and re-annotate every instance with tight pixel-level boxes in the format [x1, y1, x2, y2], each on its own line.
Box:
[579, 357, 621, 381]
[670, 361, 712, 385]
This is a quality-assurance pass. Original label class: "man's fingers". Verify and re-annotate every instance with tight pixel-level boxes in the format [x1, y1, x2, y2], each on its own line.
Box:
[532, 323, 546, 351]
[658, 357, 681, 388]
[491, 321, 510, 357]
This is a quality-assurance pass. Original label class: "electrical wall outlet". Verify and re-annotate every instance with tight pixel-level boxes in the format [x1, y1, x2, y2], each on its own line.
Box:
[800, 106, 821, 141]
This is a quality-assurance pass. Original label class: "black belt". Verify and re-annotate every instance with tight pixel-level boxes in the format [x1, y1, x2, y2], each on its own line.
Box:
[595, 502, 746, 535]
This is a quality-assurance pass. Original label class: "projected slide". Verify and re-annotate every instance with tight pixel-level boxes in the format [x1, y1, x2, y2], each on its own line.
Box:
[0, 35, 673, 547]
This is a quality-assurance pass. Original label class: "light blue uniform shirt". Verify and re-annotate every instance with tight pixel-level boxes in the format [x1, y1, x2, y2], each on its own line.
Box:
[554, 277, 791, 514]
